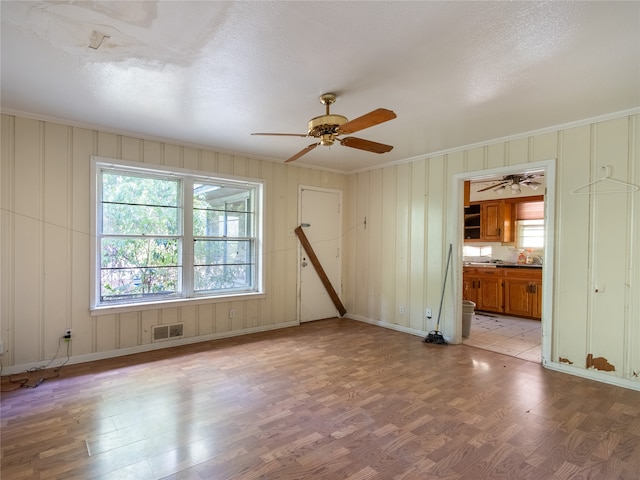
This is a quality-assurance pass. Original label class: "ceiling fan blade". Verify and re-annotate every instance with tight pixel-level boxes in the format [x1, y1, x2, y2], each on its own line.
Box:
[284, 143, 319, 163]
[477, 181, 508, 192]
[338, 108, 397, 134]
[251, 132, 309, 137]
[339, 136, 393, 154]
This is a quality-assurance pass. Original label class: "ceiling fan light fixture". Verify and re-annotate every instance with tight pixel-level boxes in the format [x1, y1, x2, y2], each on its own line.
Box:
[320, 134, 335, 146]
[474, 172, 544, 193]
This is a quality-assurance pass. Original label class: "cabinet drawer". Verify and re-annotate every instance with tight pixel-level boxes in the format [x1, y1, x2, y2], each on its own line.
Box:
[502, 268, 542, 280]
[475, 269, 503, 277]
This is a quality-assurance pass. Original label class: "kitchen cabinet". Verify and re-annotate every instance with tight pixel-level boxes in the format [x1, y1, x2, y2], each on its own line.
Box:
[464, 200, 513, 242]
[463, 266, 542, 319]
[503, 269, 542, 319]
[463, 204, 481, 240]
[462, 272, 479, 305]
[481, 200, 513, 242]
[462, 268, 503, 314]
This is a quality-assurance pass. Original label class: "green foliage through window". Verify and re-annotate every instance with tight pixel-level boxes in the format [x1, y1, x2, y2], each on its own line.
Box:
[95, 162, 261, 307]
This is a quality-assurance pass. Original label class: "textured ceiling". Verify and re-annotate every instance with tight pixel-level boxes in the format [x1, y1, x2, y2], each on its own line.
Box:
[1, 1, 639, 173]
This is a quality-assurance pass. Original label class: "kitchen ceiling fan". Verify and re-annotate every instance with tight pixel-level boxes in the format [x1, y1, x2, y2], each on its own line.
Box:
[476, 173, 544, 194]
[251, 93, 397, 163]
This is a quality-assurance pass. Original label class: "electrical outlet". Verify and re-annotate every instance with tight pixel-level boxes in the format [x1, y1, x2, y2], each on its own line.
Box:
[64, 328, 72, 339]
[229, 309, 235, 319]
[399, 306, 405, 315]
[0, 339, 4, 354]
[426, 307, 432, 318]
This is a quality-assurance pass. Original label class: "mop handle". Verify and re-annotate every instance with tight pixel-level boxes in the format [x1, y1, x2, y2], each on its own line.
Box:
[435, 244, 453, 330]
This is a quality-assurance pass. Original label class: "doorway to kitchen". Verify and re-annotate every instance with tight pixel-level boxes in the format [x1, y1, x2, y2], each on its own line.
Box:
[452, 159, 555, 365]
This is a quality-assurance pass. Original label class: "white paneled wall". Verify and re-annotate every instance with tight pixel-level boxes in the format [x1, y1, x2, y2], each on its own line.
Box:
[345, 114, 640, 389]
[0, 115, 346, 372]
[2, 112, 639, 391]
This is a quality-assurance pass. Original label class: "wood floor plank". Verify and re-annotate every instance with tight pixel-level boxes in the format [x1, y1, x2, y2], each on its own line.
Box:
[2, 318, 640, 479]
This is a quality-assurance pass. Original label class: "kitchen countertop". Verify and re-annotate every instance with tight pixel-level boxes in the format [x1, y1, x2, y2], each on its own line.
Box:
[463, 262, 542, 269]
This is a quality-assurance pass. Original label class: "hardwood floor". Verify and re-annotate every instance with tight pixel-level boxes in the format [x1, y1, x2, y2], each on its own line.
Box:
[2, 318, 639, 479]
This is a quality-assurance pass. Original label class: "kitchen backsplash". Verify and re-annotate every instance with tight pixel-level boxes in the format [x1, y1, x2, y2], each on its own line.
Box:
[463, 244, 544, 265]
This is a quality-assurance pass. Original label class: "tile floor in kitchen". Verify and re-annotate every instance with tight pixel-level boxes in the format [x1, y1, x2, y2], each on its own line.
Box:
[462, 312, 541, 363]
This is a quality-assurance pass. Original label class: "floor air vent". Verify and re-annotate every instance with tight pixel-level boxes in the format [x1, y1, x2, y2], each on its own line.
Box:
[152, 323, 184, 342]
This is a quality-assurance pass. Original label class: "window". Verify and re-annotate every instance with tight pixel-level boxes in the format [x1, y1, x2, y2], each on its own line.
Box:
[517, 219, 544, 249]
[462, 245, 493, 257]
[515, 201, 544, 249]
[92, 158, 263, 308]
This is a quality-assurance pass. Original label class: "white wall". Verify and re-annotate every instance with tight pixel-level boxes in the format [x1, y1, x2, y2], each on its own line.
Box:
[345, 114, 640, 390]
[2, 112, 639, 391]
[0, 115, 347, 372]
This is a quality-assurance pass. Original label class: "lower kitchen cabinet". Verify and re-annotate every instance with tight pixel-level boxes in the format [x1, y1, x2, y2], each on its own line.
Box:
[462, 268, 503, 314]
[463, 267, 542, 319]
[462, 275, 479, 305]
[503, 269, 542, 319]
[477, 270, 503, 313]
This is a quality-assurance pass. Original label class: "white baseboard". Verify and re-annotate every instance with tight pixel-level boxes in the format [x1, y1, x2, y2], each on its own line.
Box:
[0, 321, 299, 376]
[346, 313, 451, 342]
[544, 361, 640, 392]
[5, 316, 638, 393]
[347, 314, 640, 392]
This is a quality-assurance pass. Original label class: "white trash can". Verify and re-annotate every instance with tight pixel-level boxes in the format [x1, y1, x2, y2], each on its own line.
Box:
[462, 300, 475, 338]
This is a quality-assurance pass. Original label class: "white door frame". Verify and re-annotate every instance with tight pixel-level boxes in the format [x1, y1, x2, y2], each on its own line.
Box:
[449, 159, 556, 366]
[297, 185, 343, 323]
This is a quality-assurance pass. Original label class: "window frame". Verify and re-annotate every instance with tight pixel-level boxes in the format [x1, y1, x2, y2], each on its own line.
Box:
[90, 156, 264, 314]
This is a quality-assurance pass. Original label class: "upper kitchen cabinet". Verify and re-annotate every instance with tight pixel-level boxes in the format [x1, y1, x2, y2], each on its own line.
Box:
[481, 200, 513, 242]
[463, 203, 481, 240]
[464, 200, 513, 243]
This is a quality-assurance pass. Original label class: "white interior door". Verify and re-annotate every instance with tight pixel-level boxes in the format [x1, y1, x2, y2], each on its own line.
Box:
[299, 187, 342, 322]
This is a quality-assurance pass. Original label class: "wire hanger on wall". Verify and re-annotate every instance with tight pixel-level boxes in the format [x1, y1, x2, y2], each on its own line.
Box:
[569, 165, 639, 195]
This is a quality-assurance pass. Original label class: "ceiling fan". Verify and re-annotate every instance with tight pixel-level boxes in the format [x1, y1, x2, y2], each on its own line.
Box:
[251, 93, 397, 163]
[476, 173, 544, 194]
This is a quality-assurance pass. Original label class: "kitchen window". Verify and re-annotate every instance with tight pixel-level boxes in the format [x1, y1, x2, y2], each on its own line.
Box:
[517, 219, 544, 249]
[515, 200, 544, 249]
[462, 245, 493, 257]
[91, 157, 263, 309]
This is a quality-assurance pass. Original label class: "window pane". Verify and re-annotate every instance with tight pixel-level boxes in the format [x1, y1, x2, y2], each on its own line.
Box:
[194, 239, 252, 265]
[100, 237, 180, 301]
[193, 183, 253, 237]
[194, 239, 253, 292]
[102, 172, 179, 206]
[102, 171, 179, 235]
[103, 203, 178, 235]
[193, 210, 252, 237]
[194, 265, 252, 292]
